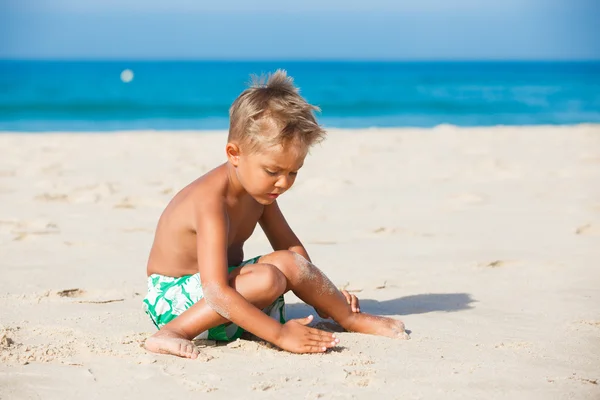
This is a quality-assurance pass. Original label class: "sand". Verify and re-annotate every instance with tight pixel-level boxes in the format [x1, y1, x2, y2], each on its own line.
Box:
[1, 125, 599, 399]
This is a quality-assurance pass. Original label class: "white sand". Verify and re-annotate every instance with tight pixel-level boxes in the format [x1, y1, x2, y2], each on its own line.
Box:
[1, 125, 599, 399]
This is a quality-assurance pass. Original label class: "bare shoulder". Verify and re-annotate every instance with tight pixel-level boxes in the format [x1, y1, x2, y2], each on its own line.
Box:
[159, 164, 229, 230]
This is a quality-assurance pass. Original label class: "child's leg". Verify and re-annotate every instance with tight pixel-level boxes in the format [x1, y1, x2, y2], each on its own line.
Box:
[260, 251, 408, 339]
[145, 264, 284, 358]
[144, 263, 336, 358]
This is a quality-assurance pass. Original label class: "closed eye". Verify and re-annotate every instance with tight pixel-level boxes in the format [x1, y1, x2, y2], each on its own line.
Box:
[265, 169, 278, 176]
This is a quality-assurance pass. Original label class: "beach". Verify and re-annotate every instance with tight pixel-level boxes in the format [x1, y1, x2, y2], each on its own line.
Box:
[1, 125, 599, 399]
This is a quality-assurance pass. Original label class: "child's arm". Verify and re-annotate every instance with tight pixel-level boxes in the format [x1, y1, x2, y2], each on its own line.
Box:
[195, 199, 333, 353]
[259, 200, 311, 261]
[259, 200, 361, 315]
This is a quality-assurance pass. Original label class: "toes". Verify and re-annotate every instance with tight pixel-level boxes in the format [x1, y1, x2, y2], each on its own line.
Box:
[190, 347, 200, 359]
[177, 342, 186, 357]
[176, 341, 193, 358]
[184, 343, 192, 357]
[185, 343, 198, 359]
[189, 344, 200, 359]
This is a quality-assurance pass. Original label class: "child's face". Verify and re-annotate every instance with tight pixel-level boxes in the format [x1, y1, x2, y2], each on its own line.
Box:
[235, 141, 307, 205]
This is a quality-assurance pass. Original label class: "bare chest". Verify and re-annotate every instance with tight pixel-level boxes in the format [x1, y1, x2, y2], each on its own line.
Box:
[226, 201, 263, 246]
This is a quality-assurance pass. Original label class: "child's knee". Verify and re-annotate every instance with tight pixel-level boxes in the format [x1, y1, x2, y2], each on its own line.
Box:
[261, 250, 313, 285]
[256, 263, 287, 297]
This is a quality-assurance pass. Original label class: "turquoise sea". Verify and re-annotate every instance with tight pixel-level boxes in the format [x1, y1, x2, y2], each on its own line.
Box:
[0, 61, 599, 131]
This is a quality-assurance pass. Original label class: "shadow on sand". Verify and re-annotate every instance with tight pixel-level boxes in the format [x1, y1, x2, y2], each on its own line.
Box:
[285, 292, 476, 321]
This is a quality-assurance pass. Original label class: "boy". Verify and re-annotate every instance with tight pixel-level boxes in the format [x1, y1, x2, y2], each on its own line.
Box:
[143, 70, 408, 359]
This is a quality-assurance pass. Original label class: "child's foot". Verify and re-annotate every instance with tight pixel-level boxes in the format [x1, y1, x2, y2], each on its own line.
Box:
[346, 314, 410, 339]
[144, 329, 200, 359]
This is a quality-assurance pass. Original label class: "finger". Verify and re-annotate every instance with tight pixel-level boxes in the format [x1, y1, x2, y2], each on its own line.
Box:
[354, 295, 360, 312]
[308, 332, 340, 347]
[351, 295, 359, 312]
[307, 338, 337, 349]
[343, 291, 356, 312]
[294, 315, 314, 326]
[307, 327, 337, 339]
[304, 344, 328, 353]
[308, 330, 339, 343]
[341, 290, 351, 305]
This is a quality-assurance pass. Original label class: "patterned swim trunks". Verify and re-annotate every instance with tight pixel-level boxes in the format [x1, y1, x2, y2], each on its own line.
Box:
[143, 256, 286, 341]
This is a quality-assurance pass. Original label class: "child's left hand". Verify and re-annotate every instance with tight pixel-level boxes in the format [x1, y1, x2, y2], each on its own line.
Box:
[315, 289, 360, 319]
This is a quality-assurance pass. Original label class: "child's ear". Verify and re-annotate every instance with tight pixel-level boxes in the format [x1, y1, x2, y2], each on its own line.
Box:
[225, 143, 241, 167]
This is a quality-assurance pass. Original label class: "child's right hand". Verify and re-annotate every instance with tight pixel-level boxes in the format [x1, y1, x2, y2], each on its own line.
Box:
[275, 315, 340, 354]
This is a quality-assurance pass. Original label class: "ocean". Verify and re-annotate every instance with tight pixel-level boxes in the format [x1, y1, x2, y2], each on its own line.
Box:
[1, 61, 599, 131]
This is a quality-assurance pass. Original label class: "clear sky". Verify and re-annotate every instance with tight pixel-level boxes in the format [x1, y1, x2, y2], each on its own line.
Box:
[1, 0, 598, 60]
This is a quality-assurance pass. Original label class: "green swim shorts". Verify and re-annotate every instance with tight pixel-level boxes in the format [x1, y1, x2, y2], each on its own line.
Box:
[143, 256, 286, 341]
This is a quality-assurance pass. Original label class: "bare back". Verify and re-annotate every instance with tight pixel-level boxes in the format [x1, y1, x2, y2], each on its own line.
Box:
[146, 164, 264, 277]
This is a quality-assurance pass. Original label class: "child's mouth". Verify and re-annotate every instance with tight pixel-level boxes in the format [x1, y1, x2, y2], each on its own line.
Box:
[267, 193, 279, 199]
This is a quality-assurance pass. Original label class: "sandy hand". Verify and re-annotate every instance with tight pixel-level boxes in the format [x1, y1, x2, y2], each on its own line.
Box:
[316, 289, 360, 319]
[275, 315, 340, 353]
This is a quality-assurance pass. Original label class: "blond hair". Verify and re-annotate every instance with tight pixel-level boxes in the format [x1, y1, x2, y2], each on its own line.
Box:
[228, 69, 326, 152]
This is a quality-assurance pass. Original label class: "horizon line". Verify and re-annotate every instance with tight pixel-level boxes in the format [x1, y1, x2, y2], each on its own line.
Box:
[2, 58, 600, 63]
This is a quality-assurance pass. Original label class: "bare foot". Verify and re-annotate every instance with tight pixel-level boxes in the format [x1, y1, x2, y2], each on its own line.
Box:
[345, 313, 409, 339]
[144, 329, 200, 359]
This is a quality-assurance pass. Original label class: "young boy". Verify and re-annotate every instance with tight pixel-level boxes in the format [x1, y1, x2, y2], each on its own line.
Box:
[143, 70, 408, 359]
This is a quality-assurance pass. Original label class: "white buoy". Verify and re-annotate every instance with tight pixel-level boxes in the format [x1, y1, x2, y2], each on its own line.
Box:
[120, 69, 134, 83]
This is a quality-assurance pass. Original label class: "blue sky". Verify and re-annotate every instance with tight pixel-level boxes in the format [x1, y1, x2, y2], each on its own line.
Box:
[1, 0, 598, 60]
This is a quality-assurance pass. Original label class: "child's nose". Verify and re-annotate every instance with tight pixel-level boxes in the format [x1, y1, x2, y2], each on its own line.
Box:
[275, 175, 292, 190]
